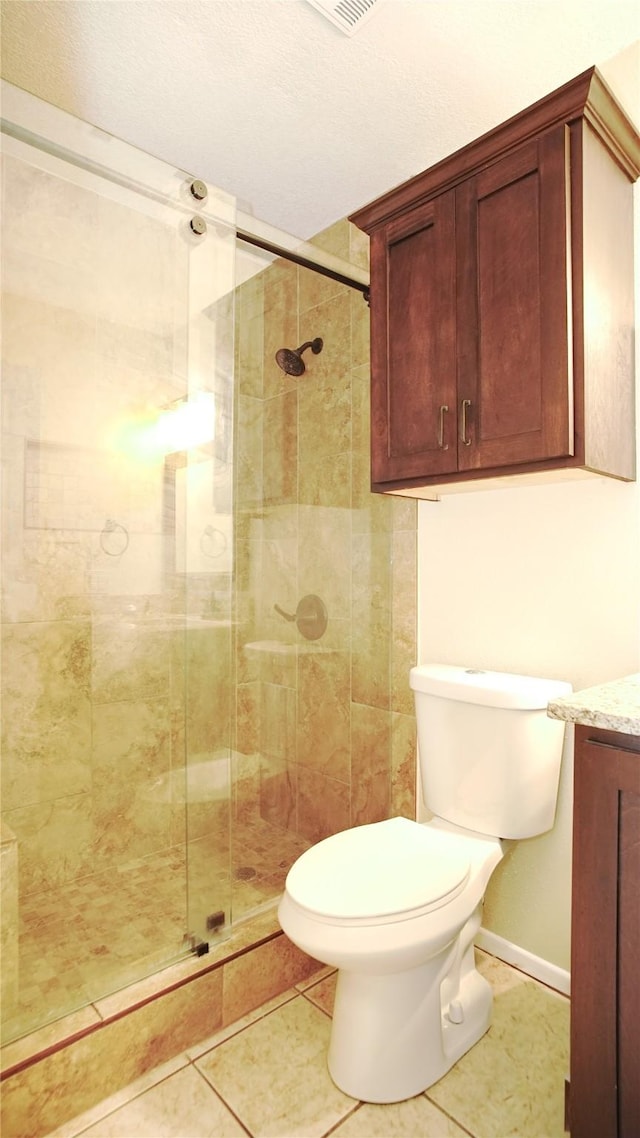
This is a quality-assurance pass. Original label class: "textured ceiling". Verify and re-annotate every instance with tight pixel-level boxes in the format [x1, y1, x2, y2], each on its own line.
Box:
[0, 1, 638, 239]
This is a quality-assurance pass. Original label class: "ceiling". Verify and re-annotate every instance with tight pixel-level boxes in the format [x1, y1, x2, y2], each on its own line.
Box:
[1, 1, 638, 240]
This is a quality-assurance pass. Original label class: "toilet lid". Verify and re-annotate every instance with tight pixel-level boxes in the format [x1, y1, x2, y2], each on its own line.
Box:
[286, 817, 470, 923]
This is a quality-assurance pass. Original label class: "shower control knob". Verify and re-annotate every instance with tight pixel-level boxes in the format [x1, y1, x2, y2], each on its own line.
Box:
[190, 215, 207, 236]
[189, 179, 208, 201]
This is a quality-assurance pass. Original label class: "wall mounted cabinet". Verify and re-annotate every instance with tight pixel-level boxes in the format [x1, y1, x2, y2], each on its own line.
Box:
[350, 68, 640, 500]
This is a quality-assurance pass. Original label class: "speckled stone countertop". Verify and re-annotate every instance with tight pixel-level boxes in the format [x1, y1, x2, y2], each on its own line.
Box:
[548, 673, 640, 736]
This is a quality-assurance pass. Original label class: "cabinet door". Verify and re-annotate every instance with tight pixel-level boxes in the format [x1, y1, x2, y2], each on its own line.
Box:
[571, 727, 640, 1138]
[456, 125, 572, 471]
[370, 191, 457, 484]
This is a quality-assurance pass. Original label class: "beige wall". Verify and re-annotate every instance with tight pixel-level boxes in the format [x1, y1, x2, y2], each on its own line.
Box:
[232, 219, 417, 845]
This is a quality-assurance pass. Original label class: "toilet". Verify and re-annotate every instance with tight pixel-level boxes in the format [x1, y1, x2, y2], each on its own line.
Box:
[278, 663, 571, 1104]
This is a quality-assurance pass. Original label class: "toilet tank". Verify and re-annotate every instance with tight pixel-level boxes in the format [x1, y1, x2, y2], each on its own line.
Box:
[409, 664, 572, 839]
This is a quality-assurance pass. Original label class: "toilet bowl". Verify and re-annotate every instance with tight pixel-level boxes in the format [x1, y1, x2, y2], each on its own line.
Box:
[278, 663, 571, 1104]
[278, 815, 503, 1102]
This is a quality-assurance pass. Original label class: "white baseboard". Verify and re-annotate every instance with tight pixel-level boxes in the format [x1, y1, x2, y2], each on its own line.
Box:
[475, 927, 570, 997]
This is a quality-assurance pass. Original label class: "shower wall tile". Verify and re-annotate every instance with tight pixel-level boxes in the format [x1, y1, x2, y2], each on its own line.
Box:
[351, 532, 392, 710]
[296, 765, 350, 844]
[236, 681, 260, 756]
[263, 391, 298, 506]
[392, 495, 418, 533]
[317, 617, 351, 657]
[184, 628, 232, 756]
[297, 652, 350, 782]
[350, 363, 370, 456]
[263, 261, 298, 401]
[0, 526, 91, 626]
[260, 502, 298, 543]
[350, 703, 391, 826]
[236, 393, 263, 508]
[298, 505, 350, 623]
[298, 367, 352, 462]
[232, 751, 261, 823]
[299, 262, 350, 314]
[1, 620, 91, 812]
[259, 536, 298, 641]
[350, 287, 370, 370]
[391, 711, 418, 820]
[348, 221, 371, 272]
[299, 448, 351, 509]
[260, 681, 296, 761]
[351, 443, 382, 526]
[298, 292, 351, 388]
[308, 218, 351, 262]
[253, 641, 298, 689]
[235, 274, 265, 399]
[4, 793, 93, 895]
[91, 623, 170, 704]
[91, 697, 172, 867]
[259, 754, 296, 830]
[1, 821, 19, 1018]
[351, 627, 391, 712]
[222, 930, 323, 1026]
[391, 527, 417, 715]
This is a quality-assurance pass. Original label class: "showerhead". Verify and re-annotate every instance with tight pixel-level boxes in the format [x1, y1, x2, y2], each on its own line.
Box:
[275, 337, 323, 376]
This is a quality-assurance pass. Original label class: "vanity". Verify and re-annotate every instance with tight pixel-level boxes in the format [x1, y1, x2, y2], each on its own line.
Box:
[548, 675, 640, 1138]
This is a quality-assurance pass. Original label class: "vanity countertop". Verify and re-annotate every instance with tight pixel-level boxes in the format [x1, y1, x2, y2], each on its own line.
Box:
[547, 673, 640, 737]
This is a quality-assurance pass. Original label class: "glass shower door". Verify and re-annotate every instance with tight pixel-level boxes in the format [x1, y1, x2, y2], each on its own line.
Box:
[0, 83, 234, 1043]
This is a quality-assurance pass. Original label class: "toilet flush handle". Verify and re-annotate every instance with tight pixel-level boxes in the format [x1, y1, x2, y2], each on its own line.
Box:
[447, 999, 465, 1024]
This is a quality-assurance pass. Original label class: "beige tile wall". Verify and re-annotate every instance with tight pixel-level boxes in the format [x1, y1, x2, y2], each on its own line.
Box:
[233, 219, 417, 845]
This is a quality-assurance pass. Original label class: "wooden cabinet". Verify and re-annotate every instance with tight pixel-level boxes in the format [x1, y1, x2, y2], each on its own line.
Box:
[350, 68, 640, 499]
[570, 725, 640, 1138]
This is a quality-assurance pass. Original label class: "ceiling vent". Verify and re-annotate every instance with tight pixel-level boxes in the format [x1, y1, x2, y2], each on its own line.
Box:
[307, 0, 385, 37]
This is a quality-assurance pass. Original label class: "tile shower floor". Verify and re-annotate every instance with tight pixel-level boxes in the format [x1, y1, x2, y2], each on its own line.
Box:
[46, 952, 569, 1138]
[6, 819, 310, 1045]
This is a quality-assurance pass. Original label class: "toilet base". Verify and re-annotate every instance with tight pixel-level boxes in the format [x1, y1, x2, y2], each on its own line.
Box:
[327, 946, 493, 1103]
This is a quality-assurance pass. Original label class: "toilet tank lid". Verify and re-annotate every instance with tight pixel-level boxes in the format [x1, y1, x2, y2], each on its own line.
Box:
[410, 664, 572, 709]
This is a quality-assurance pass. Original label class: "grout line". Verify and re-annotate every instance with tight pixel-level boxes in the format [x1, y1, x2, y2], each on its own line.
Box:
[322, 1102, 364, 1136]
[300, 989, 334, 1019]
[423, 1093, 477, 1138]
[188, 988, 301, 1060]
[190, 1063, 254, 1138]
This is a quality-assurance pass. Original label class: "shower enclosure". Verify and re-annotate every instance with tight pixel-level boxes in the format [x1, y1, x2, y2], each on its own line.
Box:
[1, 82, 416, 1049]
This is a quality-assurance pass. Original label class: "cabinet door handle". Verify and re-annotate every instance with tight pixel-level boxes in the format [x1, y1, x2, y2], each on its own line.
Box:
[460, 399, 472, 446]
[438, 404, 449, 450]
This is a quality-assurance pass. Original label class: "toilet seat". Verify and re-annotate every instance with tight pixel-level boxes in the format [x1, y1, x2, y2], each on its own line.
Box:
[285, 817, 471, 927]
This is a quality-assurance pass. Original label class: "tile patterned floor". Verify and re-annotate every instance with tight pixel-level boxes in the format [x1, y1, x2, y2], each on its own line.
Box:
[5, 819, 310, 1045]
[46, 951, 570, 1138]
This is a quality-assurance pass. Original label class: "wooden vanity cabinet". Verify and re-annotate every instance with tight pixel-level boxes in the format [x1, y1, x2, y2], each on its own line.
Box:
[570, 724, 640, 1138]
[350, 67, 640, 499]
